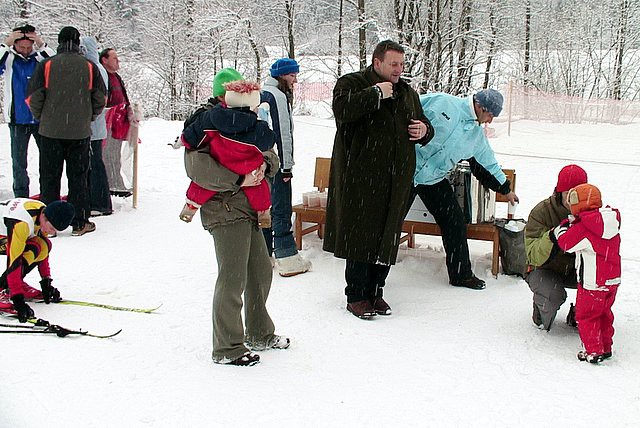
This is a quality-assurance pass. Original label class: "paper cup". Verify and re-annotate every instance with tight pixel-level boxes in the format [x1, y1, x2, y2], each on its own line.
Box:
[308, 192, 321, 207]
[508, 201, 518, 217]
[319, 192, 328, 208]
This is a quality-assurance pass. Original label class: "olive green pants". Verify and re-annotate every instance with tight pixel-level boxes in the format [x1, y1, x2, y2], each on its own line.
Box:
[210, 221, 274, 362]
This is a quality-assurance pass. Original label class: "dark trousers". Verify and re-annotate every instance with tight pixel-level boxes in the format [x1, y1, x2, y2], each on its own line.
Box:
[262, 170, 298, 259]
[345, 260, 391, 303]
[39, 136, 91, 228]
[526, 269, 575, 330]
[89, 139, 113, 213]
[9, 123, 41, 198]
[410, 179, 473, 283]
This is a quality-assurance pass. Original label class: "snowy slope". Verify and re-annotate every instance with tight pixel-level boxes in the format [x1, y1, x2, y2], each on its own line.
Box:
[1, 117, 639, 427]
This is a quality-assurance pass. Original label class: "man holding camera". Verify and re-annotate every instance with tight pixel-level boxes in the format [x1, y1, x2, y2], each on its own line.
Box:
[0, 24, 55, 198]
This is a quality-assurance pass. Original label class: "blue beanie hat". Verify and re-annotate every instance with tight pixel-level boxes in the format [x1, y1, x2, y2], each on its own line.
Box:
[270, 58, 300, 78]
[473, 89, 504, 117]
[44, 200, 75, 231]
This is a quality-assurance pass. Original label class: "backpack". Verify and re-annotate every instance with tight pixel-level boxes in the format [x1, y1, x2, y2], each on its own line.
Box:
[183, 98, 218, 130]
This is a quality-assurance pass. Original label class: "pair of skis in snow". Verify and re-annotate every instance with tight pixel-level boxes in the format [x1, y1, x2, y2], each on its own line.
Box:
[0, 318, 122, 338]
[0, 298, 162, 339]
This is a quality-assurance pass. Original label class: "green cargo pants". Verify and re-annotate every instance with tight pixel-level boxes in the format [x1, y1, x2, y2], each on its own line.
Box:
[210, 220, 275, 362]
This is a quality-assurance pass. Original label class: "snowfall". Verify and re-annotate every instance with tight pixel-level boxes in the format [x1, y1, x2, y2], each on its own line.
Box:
[1, 109, 639, 427]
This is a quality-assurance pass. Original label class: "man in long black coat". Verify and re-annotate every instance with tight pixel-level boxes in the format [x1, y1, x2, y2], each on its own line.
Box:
[323, 40, 433, 319]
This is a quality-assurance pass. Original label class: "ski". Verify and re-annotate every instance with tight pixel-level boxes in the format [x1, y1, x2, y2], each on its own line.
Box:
[37, 299, 162, 314]
[0, 319, 122, 339]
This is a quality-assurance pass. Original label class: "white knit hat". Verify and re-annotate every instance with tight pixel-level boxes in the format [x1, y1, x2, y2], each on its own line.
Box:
[224, 80, 261, 110]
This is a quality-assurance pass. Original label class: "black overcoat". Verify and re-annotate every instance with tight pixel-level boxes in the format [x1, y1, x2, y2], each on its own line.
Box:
[323, 66, 430, 265]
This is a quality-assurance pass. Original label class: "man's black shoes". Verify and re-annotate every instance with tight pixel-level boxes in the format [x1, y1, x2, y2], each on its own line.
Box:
[450, 275, 486, 290]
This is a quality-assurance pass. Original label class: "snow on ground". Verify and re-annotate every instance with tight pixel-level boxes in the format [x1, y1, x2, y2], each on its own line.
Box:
[1, 116, 639, 427]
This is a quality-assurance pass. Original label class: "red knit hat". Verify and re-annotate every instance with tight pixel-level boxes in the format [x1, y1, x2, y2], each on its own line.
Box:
[555, 164, 587, 193]
[568, 183, 602, 216]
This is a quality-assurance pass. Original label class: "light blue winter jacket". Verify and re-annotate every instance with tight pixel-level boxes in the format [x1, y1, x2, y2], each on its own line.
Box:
[414, 93, 506, 186]
[80, 36, 108, 140]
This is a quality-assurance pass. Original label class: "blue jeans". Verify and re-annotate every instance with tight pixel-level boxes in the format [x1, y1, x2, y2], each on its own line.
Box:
[262, 170, 298, 258]
[89, 140, 112, 213]
[9, 123, 41, 198]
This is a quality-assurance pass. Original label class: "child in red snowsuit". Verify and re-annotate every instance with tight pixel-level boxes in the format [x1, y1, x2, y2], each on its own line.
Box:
[552, 183, 621, 363]
[179, 81, 275, 227]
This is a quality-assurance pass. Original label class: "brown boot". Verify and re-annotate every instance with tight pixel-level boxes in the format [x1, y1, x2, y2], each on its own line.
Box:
[347, 300, 377, 319]
[371, 297, 392, 315]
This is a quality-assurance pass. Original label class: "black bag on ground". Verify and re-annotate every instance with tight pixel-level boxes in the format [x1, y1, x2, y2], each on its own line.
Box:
[495, 218, 527, 277]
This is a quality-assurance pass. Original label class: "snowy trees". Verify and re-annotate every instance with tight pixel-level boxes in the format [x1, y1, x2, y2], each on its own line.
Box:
[0, 0, 638, 120]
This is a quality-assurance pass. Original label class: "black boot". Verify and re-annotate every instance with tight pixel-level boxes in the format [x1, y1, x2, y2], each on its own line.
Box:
[450, 275, 486, 290]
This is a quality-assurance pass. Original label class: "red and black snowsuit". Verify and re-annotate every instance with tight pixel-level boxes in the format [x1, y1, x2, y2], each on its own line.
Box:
[0, 199, 51, 297]
[181, 105, 275, 212]
[555, 207, 621, 356]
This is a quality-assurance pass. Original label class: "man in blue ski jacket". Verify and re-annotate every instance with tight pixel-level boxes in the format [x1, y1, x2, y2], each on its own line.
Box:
[0, 23, 54, 197]
[411, 89, 518, 290]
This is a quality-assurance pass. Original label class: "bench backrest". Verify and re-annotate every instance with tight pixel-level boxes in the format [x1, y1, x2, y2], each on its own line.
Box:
[314, 157, 332, 192]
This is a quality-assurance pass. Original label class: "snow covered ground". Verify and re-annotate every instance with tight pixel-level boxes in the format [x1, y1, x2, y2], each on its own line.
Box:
[1, 116, 639, 427]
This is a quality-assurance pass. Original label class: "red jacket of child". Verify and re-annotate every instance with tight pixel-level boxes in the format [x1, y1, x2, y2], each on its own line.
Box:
[555, 207, 621, 291]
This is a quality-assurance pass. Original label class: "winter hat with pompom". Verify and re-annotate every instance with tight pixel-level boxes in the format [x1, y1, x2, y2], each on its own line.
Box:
[212, 68, 243, 97]
[568, 183, 602, 216]
[224, 80, 261, 110]
[555, 164, 588, 193]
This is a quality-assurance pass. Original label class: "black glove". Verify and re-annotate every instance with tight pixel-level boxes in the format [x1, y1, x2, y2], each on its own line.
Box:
[40, 277, 61, 304]
[10, 294, 35, 323]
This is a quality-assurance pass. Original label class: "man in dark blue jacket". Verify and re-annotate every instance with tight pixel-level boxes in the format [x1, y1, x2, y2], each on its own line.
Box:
[0, 24, 54, 197]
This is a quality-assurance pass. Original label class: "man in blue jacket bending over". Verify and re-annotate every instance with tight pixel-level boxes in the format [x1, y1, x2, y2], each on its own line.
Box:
[411, 89, 518, 290]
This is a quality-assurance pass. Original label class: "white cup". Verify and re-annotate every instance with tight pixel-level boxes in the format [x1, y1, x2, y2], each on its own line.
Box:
[308, 192, 321, 208]
[319, 192, 328, 208]
[302, 192, 312, 206]
[508, 201, 518, 217]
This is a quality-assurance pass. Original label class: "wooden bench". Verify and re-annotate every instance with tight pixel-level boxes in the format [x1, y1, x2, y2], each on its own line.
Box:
[292, 158, 516, 277]
[292, 157, 331, 250]
[400, 169, 516, 277]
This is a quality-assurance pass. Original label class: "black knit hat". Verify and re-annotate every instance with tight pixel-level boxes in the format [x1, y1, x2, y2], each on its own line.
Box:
[13, 23, 36, 42]
[58, 26, 80, 45]
[44, 201, 75, 231]
[13, 23, 36, 33]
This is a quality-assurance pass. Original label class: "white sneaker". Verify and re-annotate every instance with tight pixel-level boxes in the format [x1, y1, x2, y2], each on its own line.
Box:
[276, 254, 312, 277]
[270, 256, 276, 269]
[247, 335, 291, 351]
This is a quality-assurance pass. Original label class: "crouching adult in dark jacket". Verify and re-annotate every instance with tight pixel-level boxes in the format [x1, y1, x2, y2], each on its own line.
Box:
[323, 40, 432, 320]
[525, 164, 588, 330]
[26, 26, 105, 236]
